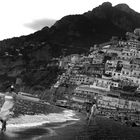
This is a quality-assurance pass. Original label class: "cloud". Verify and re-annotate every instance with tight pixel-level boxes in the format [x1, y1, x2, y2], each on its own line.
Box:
[24, 18, 57, 30]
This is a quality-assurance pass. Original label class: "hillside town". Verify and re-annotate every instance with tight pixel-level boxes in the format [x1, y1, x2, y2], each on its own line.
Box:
[52, 29, 140, 125]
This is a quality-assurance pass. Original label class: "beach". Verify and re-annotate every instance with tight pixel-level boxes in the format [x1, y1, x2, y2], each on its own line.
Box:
[0, 107, 140, 140]
[0, 108, 79, 140]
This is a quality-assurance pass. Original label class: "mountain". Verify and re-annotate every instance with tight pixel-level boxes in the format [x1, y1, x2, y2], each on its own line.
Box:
[48, 2, 140, 52]
[1, 2, 140, 55]
[0, 2, 140, 90]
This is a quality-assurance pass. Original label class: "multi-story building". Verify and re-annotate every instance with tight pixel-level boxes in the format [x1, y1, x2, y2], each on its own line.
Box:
[91, 78, 111, 91]
[119, 49, 135, 60]
[106, 60, 118, 68]
[84, 63, 104, 76]
[127, 39, 140, 48]
[105, 69, 114, 76]
[90, 78, 119, 91]
[71, 85, 140, 111]
[71, 85, 108, 104]
[69, 74, 94, 85]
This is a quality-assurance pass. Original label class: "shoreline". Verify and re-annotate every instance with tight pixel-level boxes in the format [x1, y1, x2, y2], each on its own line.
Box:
[1, 110, 140, 140]
[2, 109, 79, 129]
[41, 113, 140, 140]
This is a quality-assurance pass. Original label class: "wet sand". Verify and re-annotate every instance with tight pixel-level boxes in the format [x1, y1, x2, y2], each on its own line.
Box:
[41, 113, 140, 140]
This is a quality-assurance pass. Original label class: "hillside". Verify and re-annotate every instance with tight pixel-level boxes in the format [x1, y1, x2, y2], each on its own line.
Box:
[0, 2, 140, 91]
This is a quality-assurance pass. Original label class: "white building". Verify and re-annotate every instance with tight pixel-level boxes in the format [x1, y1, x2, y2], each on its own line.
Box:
[106, 60, 118, 68]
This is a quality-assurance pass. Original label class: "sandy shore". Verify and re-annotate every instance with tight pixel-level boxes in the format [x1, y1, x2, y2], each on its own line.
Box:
[0, 109, 79, 140]
[41, 112, 140, 140]
[1, 109, 140, 140]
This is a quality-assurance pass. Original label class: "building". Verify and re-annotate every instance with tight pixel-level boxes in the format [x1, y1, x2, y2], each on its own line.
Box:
[106, 60, 118, 68]
[131, 69, 140, 78]
[85, 64, 104, 76]
[71, 85, 108, 104]
[69, 74, 94, 85]
[131, 58, 140, 65]
[127, 39, 140, 48]
[112, 70, 122, 80]
[121, 67, 132, 77]
[90, 78, 111, 91]
[119, 49, 134, 60]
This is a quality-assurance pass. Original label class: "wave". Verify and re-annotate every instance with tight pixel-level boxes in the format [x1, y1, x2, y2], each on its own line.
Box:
[2, 109, 79, 129]
[0, 109, 80, 139]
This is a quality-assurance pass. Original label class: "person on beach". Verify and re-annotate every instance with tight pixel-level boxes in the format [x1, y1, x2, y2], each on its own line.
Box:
[85, 102, 92, 120]
[0, 85, 17, 132]
[87, 100, 98, 125]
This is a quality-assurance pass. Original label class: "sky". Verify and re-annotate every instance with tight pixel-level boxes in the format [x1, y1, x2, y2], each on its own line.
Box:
[0, 0, 140, 41]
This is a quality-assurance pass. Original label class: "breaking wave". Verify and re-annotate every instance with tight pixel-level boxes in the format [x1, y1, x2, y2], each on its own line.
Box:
[4, 110, 79, 129]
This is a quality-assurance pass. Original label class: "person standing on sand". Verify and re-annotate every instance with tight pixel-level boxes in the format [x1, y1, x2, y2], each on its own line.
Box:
[0, 85, 17, 132]
[85, 102, 92, 121]
[87, 100, 98, 125]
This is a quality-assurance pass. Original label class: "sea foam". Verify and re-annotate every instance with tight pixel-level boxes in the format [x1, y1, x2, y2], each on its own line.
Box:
[0, 109, 79, 128]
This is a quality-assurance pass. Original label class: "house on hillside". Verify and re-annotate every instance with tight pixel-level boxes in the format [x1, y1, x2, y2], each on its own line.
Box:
[112, 70, 122, 80]
[121, 67, 132, 77]
[106, 60, 118, 68]
[84, 64, 104, 76]
[105, 68, 115, 76]
[119, 49, 135, 60]
[90, 78, 111, 91]
[131, 58, 140, 65]
[127, 39, 140, 48]
[131, 69, 140, 78]
[69, 74, 94, 85]
[70, 85, 108, 104]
